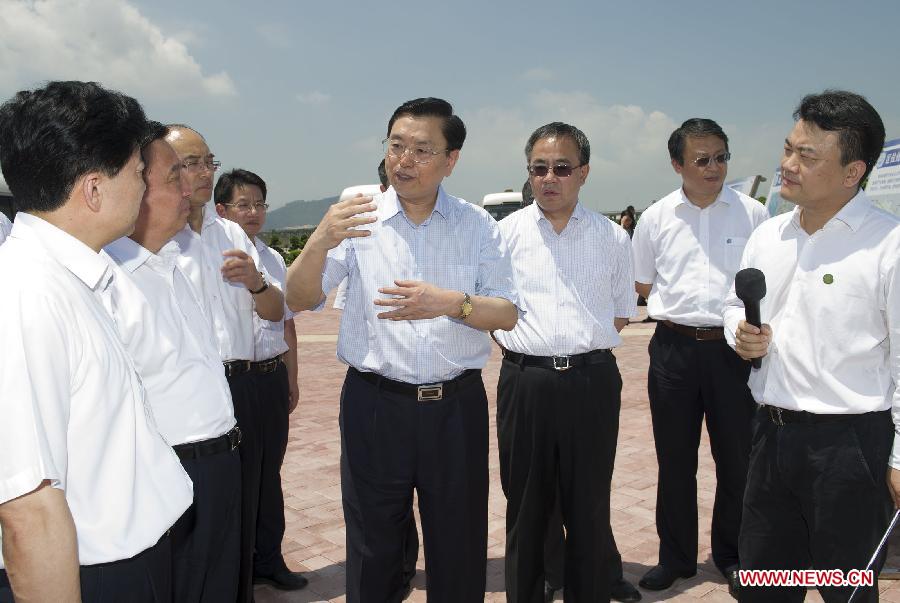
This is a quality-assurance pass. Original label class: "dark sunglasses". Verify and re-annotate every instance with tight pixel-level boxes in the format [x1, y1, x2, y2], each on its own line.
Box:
[692, 152, 731, 168]
[527, 164, 583, 178]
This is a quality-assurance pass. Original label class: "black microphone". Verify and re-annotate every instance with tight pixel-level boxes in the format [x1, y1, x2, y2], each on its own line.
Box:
[734, 268, 767, 369]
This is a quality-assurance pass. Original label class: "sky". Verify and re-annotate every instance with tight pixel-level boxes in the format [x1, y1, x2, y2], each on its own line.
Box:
[1, 0, 899, 213]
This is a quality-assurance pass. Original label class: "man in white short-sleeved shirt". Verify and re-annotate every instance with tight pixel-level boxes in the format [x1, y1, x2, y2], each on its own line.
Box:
[165, 124, 286, 603]
[103, 123, 242, 602]
[631, 118, 768, 594]
[215, 168, 307, 591]
[725, 90, 898, 603]
[0, 81, 192, 603]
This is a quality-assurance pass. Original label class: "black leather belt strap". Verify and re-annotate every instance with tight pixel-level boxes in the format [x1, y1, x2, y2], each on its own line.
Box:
[173, 426, 242, 461]
[223, 360, 251, 377]
[502, 348, 613, 371]
[760, 405, 879, 426]
[661, 320, 724, 341]
[251, 355, 283, 374]
[350, 367, 482, 401]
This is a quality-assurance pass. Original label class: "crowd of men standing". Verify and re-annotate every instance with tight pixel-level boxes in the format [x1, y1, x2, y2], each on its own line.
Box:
[0, 81, 897, 603]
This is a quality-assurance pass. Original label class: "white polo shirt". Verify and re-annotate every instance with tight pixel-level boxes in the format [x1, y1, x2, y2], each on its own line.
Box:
[0, 213, 193, 566]
[253, 238, 295, 361]
[723, 192, 900, 465]
[0, 212, 11, 246]
[632, 185, 769, 326]
[174, 202, 277, 362]
[103, 236, 236, 445]
[493, 202, 635, 355]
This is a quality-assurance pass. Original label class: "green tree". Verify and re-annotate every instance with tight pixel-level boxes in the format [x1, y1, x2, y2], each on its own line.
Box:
[289, 235, 302, 249]
[269, 233, 282, 248]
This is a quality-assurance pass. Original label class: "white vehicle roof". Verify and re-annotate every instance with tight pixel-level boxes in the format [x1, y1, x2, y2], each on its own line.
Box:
[339, 184, 381, 202]
[482, 191, 522, 206]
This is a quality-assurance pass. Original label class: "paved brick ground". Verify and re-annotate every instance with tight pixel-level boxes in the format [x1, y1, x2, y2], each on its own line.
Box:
[256, 296, 900, 602]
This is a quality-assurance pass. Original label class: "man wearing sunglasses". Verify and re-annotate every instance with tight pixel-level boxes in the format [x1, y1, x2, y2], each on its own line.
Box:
[214, 168, 308, 593]
[493, 122, 638, 603]
[165, 125, 287, 603]
[286, 97, 518, 602]
[631, 119, 768, 594]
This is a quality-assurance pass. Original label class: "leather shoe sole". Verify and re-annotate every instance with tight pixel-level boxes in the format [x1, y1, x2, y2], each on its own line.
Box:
[253, 571, 309, 591]
[638, 565, 696, 591]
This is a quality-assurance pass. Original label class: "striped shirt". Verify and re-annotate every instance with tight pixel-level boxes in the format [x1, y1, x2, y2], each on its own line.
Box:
[320, 186, 518, 384]
[494, 202, 635, 355]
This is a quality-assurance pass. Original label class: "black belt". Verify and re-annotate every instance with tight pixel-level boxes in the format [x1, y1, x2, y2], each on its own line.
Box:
[760, 405, 875, 426]
[173, 426, 242, 461]
[350, 367, 481, 401]
[661, 320, 725, 341]
[502, 349, 613, 371]
[223, 360, 251, 377]
[251, 355, 283, 374]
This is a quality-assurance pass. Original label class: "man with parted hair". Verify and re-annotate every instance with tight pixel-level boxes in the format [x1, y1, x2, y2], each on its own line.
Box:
[632, 118, 767, 594]
[494, 121, 638, 603]
[725, 90, 898, 603]
[165, 124, 286, 603]
[286, 97, 518, 602]
[0, 81, 193, 602]
[102, 122, 242, 602]
[215, 168, 308, 592]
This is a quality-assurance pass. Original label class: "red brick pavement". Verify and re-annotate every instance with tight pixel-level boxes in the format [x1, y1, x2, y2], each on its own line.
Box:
[257, 297, 900, 602]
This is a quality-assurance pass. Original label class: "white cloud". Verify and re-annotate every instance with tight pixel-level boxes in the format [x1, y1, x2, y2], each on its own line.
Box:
[521, 67, 554, 82]
[296, 91, 331, 105]
[0, 0, 236, 101]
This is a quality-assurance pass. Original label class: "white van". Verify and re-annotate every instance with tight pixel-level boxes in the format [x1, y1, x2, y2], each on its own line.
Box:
[481, 191, 523, 221]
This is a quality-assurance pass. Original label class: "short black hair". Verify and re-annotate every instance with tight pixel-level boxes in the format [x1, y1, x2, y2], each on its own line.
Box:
[793, 90, 885, 183]
[141, 121, 170, 162]
[215, 168, 268, 205]
[668, 118, 728, 165]
[386, 97, 466, 152]
[377, 159, 388, 188]
[525, 122, 590, 166]
[0, 81, 148, 213]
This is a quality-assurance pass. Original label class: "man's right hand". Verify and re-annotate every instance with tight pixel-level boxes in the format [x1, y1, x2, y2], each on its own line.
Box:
[734, 320, 772, 361]
[306, 195, 377, 251]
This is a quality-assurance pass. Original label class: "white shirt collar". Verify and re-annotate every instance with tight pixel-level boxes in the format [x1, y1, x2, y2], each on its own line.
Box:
[788, 189, 871, 234]
[531, 200, 587, 225]
[375, 185, 453, 223]
[673, 185, 734, 210]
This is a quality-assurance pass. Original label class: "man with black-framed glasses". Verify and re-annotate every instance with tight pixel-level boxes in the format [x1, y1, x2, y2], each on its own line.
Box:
[631, 118, 768, 595]
[493, 121, 638, 603]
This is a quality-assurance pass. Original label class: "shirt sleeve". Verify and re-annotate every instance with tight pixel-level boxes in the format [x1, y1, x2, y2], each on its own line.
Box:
[612, 228, 637, 318]
[723, 231, 757, 348]
[0, 290, 69, 504]
[474, 212, 519, 307]
[315, 241, 352, 311]
[631, 208, 657, 285]
[884, 244, 900, 470]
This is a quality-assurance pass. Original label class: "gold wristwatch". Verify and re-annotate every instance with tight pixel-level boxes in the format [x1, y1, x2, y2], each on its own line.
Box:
[459, 292, 473, 320]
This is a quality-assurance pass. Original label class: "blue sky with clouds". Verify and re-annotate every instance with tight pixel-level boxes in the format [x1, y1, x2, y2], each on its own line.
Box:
[1, 0, 898, 212]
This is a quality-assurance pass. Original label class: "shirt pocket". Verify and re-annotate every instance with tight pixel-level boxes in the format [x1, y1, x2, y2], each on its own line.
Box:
[723, 236, 748, 274]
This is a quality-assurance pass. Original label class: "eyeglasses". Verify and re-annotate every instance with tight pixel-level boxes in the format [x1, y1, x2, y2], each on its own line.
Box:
[182, 158, 222, 173]
[223, 202, 268, 213]
[527, 164, 583, 178]
[383, 139, 447, 165]
[692, 152, 731, 168]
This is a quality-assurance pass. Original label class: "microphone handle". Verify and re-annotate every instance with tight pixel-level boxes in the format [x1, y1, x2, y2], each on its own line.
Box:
[745, 301, 762, 369]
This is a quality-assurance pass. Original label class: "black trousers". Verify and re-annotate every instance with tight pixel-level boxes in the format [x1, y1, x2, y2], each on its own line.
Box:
[739, 407, 894, 603]
[171, 447, 242, 602]
[340, 367, 489, 603]
[498, 355, 623, 603]
[647, 324, 756, 574]
[251, 361, 292, 577]
[1, 531, 172, 603]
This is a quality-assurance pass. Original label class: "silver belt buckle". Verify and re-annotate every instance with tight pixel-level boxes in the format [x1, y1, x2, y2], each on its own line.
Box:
[552, 356, 571, 371]
[417, 384, 443, 401]
[768, 406, 784, 426]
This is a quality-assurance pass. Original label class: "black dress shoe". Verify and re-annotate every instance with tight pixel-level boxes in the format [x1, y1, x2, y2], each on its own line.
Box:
[400, 580, 413, 600]
[544, 580, 560, 602]
[723, 566, 740, 600]
[638, 565, 696, 591]
[253, 569, 309, 591]
[611, 578, 642, 602]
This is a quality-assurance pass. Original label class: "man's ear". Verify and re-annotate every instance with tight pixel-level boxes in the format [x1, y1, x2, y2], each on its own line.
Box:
[215, 203, 228, 218]
[80, 172, 104, 214]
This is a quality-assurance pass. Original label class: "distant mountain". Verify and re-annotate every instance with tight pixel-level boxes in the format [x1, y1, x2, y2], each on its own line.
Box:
[265, 196, 337, 230]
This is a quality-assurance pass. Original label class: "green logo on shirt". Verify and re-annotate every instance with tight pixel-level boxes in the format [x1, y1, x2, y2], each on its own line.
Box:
[823, 274, 834, 284]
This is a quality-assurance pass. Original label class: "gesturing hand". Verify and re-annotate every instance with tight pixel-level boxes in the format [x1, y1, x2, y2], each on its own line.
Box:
[307, 194, 378, 251]
[374, 280, 462, 321]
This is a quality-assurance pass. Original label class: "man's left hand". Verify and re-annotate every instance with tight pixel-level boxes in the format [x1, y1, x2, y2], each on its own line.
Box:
[888, 468, 900, 509]
[288, 378, 299, 414]
[374, 280, 460, 321]
[221, 250, 263, 290]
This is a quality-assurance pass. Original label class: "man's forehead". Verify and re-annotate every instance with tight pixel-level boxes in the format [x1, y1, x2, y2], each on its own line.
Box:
[529, 136, 580, 162]
[233, 183, 264, 200]
[685, 135, 726, 154]
[165, 127, 212, 157]
[788, 120, 839, 149]
[388, 115, 444, 142]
